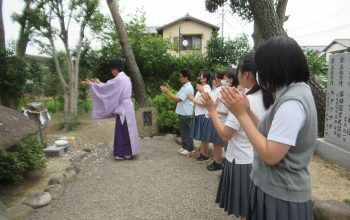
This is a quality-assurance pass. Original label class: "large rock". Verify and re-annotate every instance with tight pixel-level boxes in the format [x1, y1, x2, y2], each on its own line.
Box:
[66, 163, 81, 174]
[314, 200, 350, 220]
[48, 175, 66, 187]
[164, 134, 176, 142]
[0, 201, 9, 220]
[44, 184, 65, 200]
[63, 170, 77, 183]
[7, 204, 33, 220]
[22, 192, 52, 208]
[0, 105, 38, 150]
[69, 151, 88, 162]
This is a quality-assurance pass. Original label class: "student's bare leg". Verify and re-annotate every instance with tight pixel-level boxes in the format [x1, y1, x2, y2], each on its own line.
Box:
[213, 144, 223, 163]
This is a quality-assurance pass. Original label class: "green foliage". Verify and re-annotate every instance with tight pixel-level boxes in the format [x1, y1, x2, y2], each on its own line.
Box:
[0, 50, 27, 108]
[305, 50, 328, 89]
[90, 11, 176, 97]
[338, 172, 350, 181]
[42, 62, 63, 99]
[67, 116, 80, 131]
[78, 99, 92, 114]
[151, 89, 179, 133]
[344, 199, 350, 206]
[0, 137, 44, 183]
[205, 0, 253, 21]
[46, 99, 64, 113]
[169, 52, 209, 90]
[206, 32, 252, 67]
[23, 59, 46, 98]
[156, 111, 180, 133]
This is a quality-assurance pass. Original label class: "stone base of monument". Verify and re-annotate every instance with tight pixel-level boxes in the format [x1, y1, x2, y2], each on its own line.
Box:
[316, 138, 350, 169]
[43, 144, 71, 157]
[136, 107, 158, 137]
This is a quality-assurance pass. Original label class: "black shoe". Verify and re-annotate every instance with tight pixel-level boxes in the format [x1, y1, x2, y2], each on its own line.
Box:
[196, 154, 209, 161]
[207, 161, 223, 171]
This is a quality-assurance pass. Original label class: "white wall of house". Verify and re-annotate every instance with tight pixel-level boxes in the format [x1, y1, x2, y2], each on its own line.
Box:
[162, 20, 215, 55]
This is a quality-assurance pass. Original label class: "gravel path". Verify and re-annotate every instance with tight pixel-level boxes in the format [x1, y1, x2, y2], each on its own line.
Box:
[27, 138, 238, 220]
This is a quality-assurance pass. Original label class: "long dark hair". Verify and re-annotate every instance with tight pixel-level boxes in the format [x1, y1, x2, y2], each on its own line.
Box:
[214, 71, 225, 80]
[225, 69, 239, 88]
[238, 52, 274, 109]
[255, 36, 309, 92]
[200, 71, 212, 88]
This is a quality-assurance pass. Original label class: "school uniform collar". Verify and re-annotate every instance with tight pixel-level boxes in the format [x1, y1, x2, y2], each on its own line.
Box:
[275, 82, 306, 99]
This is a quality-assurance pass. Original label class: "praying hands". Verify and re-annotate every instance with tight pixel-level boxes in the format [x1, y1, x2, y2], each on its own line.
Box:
[81, 78, 101, 86]
[200, 92, 217, 116]
[219, 87, 250, 118]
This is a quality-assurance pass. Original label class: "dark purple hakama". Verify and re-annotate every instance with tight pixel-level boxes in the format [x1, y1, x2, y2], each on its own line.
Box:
[114, 115, 132, 156]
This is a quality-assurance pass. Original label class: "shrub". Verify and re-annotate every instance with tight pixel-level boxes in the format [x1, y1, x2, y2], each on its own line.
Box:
[78, 98, 92, 115]
[0, 136, 45, 183]
[46, 99, 63, 113]
[151, 89, 179, 134]
[157, 110, 179, 133]
[67, 116, 80, 131]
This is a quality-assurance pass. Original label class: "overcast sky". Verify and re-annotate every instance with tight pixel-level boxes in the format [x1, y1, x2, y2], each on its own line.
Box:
[4, 0, 350, 55]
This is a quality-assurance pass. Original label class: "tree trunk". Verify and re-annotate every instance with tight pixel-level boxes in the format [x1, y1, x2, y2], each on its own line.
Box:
[252, 22, 264, 49]
[106, 0, 148, 108]
[309, 74, 326, 137]
[63, 87, 71, 126]
[17, 25, 30, 57]
[69, 66, 78, 123]
[248, 0, 287, 40]
[16, 0, 32, 57]
[0, 0, 6, 52]
[276, 0, 289, 23]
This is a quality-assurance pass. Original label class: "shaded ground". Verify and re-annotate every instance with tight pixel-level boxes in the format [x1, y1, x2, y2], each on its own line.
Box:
[0, 112, 349, 216]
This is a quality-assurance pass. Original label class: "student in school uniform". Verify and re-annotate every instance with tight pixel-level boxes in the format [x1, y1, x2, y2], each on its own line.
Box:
[160, 69, 195, 155]
[202, 53, 273, 219]
[204, 71, 228, 171]
[187, 72, 212, 159]
[220, 36, 317, 220]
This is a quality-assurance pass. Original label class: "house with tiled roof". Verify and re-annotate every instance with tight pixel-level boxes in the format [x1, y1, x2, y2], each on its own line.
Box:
[323, 39, 350, 61]
[155, 13, 219, 56]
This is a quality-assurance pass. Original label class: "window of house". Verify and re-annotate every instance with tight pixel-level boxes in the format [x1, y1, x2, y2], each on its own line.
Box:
[181, 35, 202, 50]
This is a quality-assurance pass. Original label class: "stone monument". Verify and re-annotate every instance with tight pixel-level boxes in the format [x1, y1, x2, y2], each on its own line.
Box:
[316, 52, 350, 169]
[135, 107, 158, 137]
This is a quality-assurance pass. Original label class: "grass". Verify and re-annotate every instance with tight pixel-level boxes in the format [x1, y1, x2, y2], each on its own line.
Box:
[338, 172, 350, 181]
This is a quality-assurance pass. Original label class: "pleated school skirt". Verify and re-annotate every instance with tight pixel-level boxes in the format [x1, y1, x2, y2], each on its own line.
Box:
[215, 159, 252, 218]
[201, 118, 225, 146]
[190, 114, 207, 141]
[204, 118, 227, 146]
[247, 183, 314, 220]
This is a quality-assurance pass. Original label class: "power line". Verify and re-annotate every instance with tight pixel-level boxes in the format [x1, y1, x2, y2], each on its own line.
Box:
[287, 5, 350, 32]
[293, 24, 350, 39]
[224, 17, 238, 31]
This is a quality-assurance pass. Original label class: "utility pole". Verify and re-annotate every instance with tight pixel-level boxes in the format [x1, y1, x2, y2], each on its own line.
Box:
[178, 26, 181, 57]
